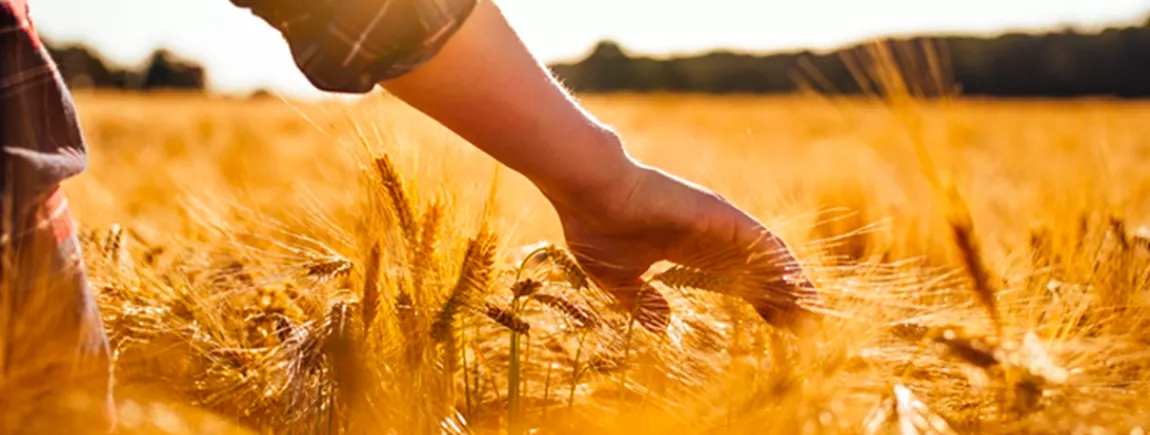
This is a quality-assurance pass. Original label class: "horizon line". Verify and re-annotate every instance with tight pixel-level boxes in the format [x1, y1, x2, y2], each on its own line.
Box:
[43, 11, 1147, 72]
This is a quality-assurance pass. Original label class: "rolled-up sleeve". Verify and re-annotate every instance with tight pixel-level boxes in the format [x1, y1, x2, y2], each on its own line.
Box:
[232, 0, 478, 94]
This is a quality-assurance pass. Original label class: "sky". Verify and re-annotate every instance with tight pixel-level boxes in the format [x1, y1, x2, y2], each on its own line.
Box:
[30, 0, 1150, 99]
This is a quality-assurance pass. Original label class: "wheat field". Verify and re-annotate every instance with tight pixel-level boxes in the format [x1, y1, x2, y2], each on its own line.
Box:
[18, 85, 1150, 434]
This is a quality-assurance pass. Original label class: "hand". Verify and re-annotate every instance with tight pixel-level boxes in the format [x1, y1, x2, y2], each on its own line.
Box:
[543, 158, 824, 334]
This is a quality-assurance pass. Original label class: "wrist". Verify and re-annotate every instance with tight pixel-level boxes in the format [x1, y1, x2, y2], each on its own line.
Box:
[530, 126, 643, 213]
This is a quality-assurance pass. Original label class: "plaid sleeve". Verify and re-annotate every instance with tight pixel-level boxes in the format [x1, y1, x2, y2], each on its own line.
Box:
[232, 0, 478, 94]
[1, 0, 89, 216]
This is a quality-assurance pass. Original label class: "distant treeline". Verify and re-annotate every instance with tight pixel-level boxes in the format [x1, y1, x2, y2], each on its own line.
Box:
[42, 14, 1150, 97]
[45, 41, 206, 92]
[549, 17, 1150, 98]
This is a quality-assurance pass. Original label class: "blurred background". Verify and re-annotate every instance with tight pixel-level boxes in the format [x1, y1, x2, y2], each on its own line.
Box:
[33, 0, 1150, 99]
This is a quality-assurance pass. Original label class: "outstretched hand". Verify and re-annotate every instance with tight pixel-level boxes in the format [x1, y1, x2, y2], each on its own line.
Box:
[543, 159, 824, 334]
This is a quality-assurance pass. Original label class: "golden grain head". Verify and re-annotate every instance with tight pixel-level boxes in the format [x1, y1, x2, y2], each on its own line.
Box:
[410, 201, 445, 294]
[431, 231, 498, 341]
[527, 244, 590, 290]
[531, 292, 600, 329]
[483, 302, 531, 335]
[511, 279, 543, 298]
[304, 256, 353, 281]
[652, 265, 736, 292]
[373, 154, 418, 241]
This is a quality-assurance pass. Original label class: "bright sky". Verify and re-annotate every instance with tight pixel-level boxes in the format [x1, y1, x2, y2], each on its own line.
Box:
[31, 0, 1149, 99]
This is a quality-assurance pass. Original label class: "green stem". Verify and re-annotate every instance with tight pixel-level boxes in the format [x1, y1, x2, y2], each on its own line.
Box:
[509, 332, 521, 429]
[542, 359, 554, 423]
[522, 332, 533, 395]
[568, 330, 589, 410]
[508, 296, 524, 434]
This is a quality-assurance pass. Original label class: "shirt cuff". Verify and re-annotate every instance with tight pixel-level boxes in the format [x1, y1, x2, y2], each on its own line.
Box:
[238, 0, 479, 94]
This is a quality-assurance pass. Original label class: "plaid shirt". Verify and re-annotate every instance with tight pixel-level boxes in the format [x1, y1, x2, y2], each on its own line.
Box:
[1, 0, 86, 234]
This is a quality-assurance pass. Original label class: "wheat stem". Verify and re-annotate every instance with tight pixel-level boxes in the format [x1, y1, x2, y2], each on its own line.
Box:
[361, 243, 380, 332]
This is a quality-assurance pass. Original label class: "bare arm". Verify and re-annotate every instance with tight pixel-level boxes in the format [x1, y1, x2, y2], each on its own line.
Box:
[378, 0, 634, 209]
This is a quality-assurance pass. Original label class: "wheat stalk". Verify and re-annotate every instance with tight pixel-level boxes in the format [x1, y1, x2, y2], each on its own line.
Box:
[432, 230, 497, 342]
[104, 224, 136, 284]
[866, 40, 1004, 339]
[411, 201, 443, 301]
[321, 301, 362, 433]
[103, 224, 126, 264]
[944, 185, 1002, 337]
[374, 154, 417, 246]
[361, 243, 381, 332]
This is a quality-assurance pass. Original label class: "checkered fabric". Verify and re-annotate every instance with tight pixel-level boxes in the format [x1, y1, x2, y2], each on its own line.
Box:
[232, 0, 477, 93]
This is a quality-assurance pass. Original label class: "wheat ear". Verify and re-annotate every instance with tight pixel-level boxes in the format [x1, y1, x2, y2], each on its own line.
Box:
[652, 265, 736, 292]
[304, 256, 352, 283]
[373, 154, 417, 245]
[322, 301, 364, 432]
[483, 302, 531, 335]
[432, 230, 497, 342]
[944, 185, 1002, 337]
[410, 201, 443, 300]
[512, 279, 542, 298]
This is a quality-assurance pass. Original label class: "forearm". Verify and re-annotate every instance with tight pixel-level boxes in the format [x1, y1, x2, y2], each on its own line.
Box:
[379, 0, 635, 205]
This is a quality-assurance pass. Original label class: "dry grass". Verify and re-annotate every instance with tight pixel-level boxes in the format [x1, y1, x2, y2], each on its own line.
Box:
[9, 59, 1150, 433]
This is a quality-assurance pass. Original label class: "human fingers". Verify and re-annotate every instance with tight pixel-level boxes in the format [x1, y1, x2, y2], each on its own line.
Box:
[664, 199, 823, 330]
[565, 242, 671, 333]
